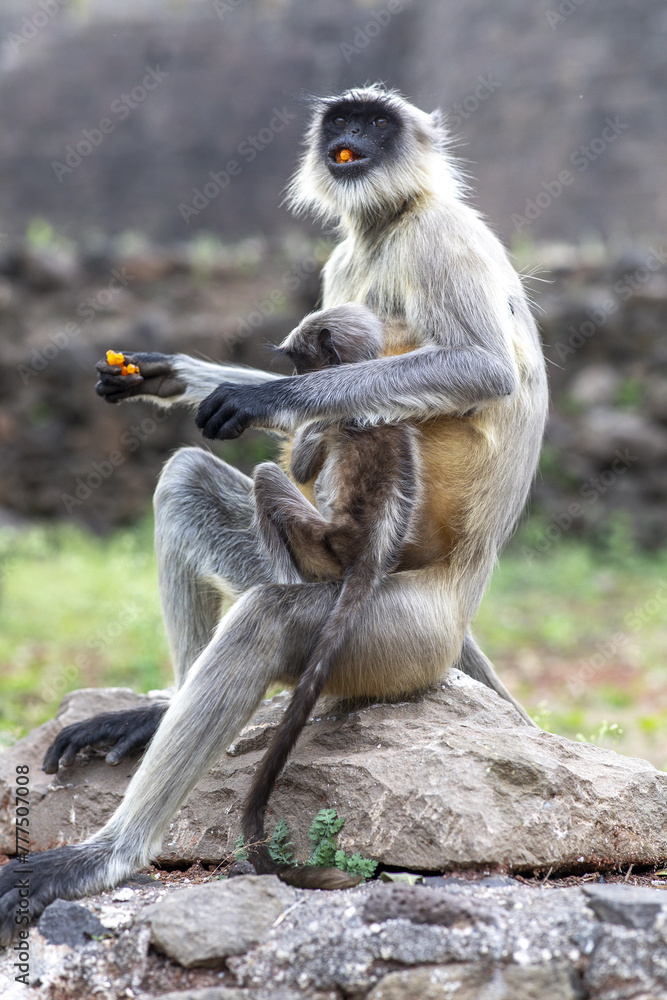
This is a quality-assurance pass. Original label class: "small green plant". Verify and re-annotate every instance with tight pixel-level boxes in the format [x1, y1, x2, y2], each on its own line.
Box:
[308, 808, 345, 867]
[269, 818, 295, 865]
[228, 809, 376, 881]
[233, 833, 248, 861]
[308, 809, 377, 880]
[231, 819, 295, 867]
[334, 850, 378, 881]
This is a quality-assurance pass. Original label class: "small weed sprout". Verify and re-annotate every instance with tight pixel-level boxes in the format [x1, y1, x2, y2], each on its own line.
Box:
[269, 818, 295, 865]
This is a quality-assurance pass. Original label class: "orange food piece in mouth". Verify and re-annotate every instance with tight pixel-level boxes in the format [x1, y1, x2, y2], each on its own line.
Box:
[335, 148, 356, 163]
[106, 350, 140, 376]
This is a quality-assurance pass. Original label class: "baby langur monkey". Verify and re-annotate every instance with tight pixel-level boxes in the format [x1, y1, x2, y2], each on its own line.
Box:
[244, 303, 422, 878]
[255, 303, 419, 582]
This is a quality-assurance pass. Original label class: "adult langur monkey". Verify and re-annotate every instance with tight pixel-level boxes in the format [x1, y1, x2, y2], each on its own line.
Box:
[0, 84, 547, 941]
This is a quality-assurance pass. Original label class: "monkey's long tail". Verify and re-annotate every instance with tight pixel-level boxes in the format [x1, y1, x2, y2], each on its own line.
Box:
[241, 564, 382, 889]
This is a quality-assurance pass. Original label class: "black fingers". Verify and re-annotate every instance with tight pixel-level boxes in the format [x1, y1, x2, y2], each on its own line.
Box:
[95, 370, 144, 403]
[194, 385, 223, 428]
[42, 705, 168, 774]
[115, 351, 173, 378]
[201, 409, 249, 441]
[95, 351, 169, 378]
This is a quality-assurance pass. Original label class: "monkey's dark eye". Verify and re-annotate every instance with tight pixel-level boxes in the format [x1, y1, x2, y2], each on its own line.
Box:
[332, 116, 347, 127]
[373, 117, 389, 127]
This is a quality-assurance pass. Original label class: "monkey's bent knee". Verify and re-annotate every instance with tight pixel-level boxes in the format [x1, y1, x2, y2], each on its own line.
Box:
[253, 461, 288, 490]
[155, 447, 216, 498]
[154, 447, 249, 513]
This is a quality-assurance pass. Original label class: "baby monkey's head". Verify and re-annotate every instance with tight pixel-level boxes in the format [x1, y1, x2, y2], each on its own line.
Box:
[279, 303, 383, 375]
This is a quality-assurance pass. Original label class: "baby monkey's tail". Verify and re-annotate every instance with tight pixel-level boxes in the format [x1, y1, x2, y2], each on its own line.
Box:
[241, 564, 381, 889]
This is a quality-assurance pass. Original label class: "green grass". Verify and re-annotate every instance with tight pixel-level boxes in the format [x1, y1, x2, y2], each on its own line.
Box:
[1, 516, 665, 767]
[477, 529, 665, 661]
[0, 519, 169, 744]
[474, 521, 667, 767]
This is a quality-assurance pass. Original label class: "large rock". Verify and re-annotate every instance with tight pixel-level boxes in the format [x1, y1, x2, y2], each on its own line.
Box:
[228, 879, 667, 998]
[365, 963, 581, 1000]
[2, 672, 667, 874]
[144, 875, 296, 968]
[0, 687, 168, 854]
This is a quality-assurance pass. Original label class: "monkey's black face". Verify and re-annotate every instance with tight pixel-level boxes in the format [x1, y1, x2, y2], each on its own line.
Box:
[320, 101, 401, 181]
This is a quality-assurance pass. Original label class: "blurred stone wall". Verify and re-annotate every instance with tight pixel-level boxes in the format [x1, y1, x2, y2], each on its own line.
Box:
[535, 243, 667, 547]
[0, 0, 665, 245]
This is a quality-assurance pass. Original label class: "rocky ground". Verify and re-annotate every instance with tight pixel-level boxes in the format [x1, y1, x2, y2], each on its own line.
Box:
[1, 673, 667, 998]
[2, 871, 667, 1000]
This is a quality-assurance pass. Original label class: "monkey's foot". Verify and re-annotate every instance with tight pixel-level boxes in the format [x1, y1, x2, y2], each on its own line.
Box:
[0, 842, 117, 947]
[42, 704, 168, 773]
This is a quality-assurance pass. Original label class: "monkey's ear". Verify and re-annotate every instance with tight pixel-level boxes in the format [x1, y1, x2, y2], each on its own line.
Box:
[319, 328, 342, 366]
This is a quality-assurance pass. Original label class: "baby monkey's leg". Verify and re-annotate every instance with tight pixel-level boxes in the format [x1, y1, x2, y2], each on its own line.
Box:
[253, 462, 342, 583]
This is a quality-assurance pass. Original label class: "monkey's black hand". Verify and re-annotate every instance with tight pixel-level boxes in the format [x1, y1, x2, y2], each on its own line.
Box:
[196, 381, 277, 440]
[95, 351, 186, 404]
[42, 705, 168, 773]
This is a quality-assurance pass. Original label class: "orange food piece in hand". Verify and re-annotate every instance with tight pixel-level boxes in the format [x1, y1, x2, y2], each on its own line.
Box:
[336, 148, 355, 163]
[106, 350, 140, 376]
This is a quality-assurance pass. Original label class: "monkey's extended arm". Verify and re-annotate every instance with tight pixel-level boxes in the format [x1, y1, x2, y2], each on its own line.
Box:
[196, 344, 517, 440]
[95, 351, 281, 407]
